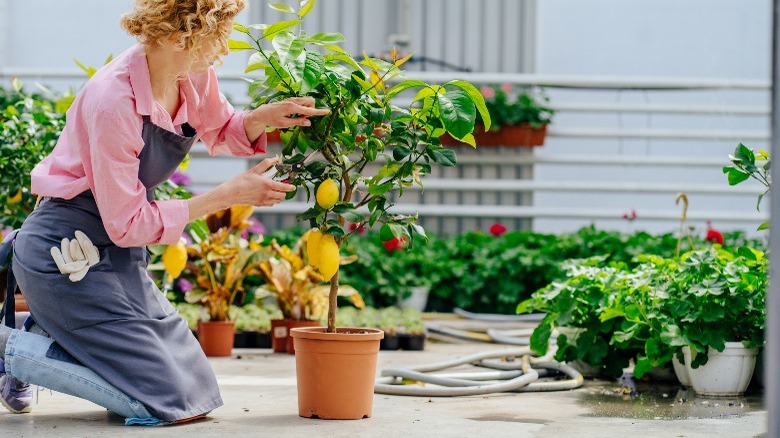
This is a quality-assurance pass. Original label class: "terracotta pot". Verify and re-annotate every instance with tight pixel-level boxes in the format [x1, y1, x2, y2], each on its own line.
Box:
[441, 123, 547, 147]
[15, 294, 29, 312]
[271, 319, 288, 353]
[291, 327, 384, 419]
[286, 320, 321, 354]
[197, 320, 235, 357]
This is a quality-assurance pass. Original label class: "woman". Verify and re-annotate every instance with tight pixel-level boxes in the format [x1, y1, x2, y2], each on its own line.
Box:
[0, 0, 327, 426]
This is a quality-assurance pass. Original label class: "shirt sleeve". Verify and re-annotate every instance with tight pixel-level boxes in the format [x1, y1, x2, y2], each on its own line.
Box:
[195, 67, 267, 157]
[84, 109, 190, 248]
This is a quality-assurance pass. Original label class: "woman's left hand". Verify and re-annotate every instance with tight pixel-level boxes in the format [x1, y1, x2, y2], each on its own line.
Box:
[244, 96, 330, 142]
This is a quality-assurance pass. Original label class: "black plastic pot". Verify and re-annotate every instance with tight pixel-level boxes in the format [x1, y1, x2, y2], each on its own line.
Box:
[256, 331, 272, 349]
[399, 333, 425, 351]
[234, 331, 249, 348]
[380, 333, 401, 350]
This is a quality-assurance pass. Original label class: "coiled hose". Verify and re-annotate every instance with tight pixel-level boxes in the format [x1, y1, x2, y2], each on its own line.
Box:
[375, 348, 583, 396]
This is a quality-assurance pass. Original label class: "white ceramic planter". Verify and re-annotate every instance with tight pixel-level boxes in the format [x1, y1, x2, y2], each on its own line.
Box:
[398, 286, 430, 312]
[683, 342, 757, 397]
[672, 355, 692, 387]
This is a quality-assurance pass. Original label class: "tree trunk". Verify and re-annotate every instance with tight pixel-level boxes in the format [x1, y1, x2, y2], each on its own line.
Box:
[327, 268, 339, 333]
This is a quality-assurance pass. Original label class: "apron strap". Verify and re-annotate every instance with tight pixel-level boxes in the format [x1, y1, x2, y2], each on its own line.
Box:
[1, 229, 19, 329]
[2, 267, 16, 328]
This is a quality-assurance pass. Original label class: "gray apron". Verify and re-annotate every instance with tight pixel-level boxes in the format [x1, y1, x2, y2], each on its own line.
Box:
[11, 115, 223, 422]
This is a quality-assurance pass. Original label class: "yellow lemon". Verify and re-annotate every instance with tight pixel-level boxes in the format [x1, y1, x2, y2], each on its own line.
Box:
[7, 189, 22, 204]
[316, 178, 339, 210]
[162, 240, 188, 279]
[306, 228, 322, 268]
[316, 234, 339, 281]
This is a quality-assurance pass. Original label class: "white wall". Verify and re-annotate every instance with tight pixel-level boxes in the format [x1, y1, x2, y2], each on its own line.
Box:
[532, 0, 772, 236]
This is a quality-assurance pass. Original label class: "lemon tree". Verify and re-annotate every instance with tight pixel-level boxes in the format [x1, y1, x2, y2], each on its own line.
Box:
[232, 0, 489, 332]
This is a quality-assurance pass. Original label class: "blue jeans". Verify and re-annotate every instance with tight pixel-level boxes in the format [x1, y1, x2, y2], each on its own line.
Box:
[4, 329, 165, 426]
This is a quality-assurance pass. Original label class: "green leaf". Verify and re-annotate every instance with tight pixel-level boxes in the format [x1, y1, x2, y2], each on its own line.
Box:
[269, 2, 296, 13]
[393, 146, 411, 161]
[599, 308, 625, 322]
[437, 89, 476, 140]
[262, 19, 302, 41]
[233, 22, 250, 33]
[529, 315, 554, 355]
[301, 51, 325, 94]
[299, 0, 316, 17]
[228, 39, 255, 51]
[757, 188, 769, 211]
[429, 148, 457, 167]
[633, 358, 653, 379]
[459, 133, 476, 148]
[758, 221, 770, 231]
[321, 44, 348, 55]
[385, 79, 429, 100]
[272, 32, 305, 66]
[446, 80, 492, 131]
[725, 168, 750, 186]
[735, 143, 755, 165]
[307, 32, 345, 44]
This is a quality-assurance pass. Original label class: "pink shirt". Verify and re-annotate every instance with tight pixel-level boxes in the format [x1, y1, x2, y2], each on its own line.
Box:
[31, 43, 266, 248]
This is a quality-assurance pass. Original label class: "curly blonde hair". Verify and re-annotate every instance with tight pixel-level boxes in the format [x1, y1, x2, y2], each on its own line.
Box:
[121, 0, 246, 67]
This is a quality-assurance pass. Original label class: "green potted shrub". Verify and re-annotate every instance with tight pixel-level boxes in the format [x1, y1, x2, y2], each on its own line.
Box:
[378, 307, 402, 350]
[398, 307, 426, 351]
[231, 0, 488, 419]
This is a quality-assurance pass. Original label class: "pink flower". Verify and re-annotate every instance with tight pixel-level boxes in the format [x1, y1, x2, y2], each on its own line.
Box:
[178, 278, 194, 293]
[501, 83, 513, 93]
[622, 210, 638, 222]
[480, 87, 495, 99]
[247, 218, 267, 236]
[170, 171, 191, 186]
[489, 223, 507, 236]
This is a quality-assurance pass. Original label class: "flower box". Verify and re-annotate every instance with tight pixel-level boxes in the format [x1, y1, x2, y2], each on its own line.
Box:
[440, 124, 547, 147]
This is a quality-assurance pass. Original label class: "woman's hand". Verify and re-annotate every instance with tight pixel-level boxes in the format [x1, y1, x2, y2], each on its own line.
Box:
[244, 96, 330, 141]
[187, 157, 295, 220]
[229, 157, 296, 206]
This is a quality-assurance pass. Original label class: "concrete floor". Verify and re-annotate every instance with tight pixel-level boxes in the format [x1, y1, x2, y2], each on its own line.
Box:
[0, 343, 767, 438]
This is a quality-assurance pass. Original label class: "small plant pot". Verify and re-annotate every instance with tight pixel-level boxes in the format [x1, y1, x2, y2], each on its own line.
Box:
[399, 333, 425, 351]
[683, 343, 758, 397]
[271, 319, 288, 353]
[672, 355, 692, 387]
[286, 320, 322, 354]
[291, 327, 384, 419]
[256, 331, 272, 349]
[234, 331, 249, 348]
[197, 320, 235, 357]
[380, 333, 401, 350]
[397, 286, 430, 312]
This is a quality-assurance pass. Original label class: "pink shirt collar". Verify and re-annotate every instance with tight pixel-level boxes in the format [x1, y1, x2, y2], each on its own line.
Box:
[127, 43, 200, 126]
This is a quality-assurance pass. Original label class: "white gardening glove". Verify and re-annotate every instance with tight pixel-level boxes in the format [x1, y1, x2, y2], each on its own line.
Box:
[50, 230, 100, 282]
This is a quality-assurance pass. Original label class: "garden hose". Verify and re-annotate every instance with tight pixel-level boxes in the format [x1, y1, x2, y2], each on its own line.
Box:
[425, 324, 538, 345]
[374, 348, 583, 397]
[453, 308, 545, 322]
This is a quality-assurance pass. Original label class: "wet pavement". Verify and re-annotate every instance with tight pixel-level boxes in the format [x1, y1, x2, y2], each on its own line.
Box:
[0, 342, 767, 437]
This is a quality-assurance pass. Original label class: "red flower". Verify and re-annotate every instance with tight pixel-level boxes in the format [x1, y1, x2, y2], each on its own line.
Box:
[349, 222, 366, 235]
[480, 87, 495, 99]
[490, 223, 507, 236]
[383, 236, 407, 251]
[705, 220, 724, 245]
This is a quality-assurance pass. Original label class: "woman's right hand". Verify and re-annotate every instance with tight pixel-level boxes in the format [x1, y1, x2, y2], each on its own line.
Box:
[229, 157, 296, 207]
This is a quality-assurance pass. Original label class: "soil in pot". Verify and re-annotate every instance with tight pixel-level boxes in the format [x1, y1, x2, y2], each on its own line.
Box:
[399, 333, 425, 351]
[380, 333, 401, 350]
[291, 327, 384, 420]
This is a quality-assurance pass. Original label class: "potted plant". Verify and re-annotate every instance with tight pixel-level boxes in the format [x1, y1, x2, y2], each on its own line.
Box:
[441, 84, 553, 147]
[234, 303, 280, 348]
[160, 205, 269, 356]
[231, 0, 488, 419]
[398, 307, 426, 351]
[257, 235, 363, 353]
[378, 307, 402, 350]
